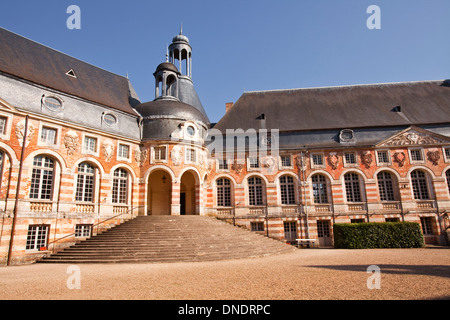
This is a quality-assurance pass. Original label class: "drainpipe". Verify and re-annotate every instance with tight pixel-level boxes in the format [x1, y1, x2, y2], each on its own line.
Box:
[7, 115, 29, 266]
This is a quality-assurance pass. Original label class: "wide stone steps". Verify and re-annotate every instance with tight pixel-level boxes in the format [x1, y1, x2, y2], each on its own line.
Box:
[38, 215, 296, 264]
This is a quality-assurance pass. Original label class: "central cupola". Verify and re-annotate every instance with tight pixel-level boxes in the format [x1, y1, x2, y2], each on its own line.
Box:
[168, 25, 192, 79]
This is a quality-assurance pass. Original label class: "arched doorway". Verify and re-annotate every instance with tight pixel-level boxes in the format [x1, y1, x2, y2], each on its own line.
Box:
[148, 169, 172, 215]
[180, 171, 197, 215]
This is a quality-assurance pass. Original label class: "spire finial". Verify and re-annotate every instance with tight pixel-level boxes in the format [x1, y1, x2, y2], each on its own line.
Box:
[165, 45, 169, 62]
[180, 22, 183, 35]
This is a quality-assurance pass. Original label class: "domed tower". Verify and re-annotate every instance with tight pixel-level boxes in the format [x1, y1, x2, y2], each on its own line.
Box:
[167, 26, 209, 124]
[154, 59, 179, 100]
[132, 28, 210, 216]
[169, 25, 192, 79]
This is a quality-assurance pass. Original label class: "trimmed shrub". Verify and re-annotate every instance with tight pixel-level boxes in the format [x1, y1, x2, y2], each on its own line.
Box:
[333, 222, 425, 249]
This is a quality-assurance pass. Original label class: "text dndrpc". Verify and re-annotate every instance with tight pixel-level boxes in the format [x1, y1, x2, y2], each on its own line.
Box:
[178, 304, 271, 317]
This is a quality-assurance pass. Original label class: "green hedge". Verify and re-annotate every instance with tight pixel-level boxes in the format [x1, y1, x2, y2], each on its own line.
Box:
[333, 222, 425, 249]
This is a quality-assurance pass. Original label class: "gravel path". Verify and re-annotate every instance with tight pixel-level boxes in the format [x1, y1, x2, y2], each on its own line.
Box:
[0, 247, 449, 300]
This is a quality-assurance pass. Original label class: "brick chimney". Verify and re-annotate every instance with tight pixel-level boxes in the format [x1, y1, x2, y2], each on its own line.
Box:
[225, 102, 234, 113]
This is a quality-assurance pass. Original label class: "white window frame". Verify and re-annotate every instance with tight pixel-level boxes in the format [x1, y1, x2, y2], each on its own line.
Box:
[82, 133, 100, 157]
[408, 148, 425, 164]
[279, 155, 293, 169]
[247, 157, 260, 171]
[0, 111, 13, 141]
[117, 141, 132, 162]
[375, 149, 391, 166]
[37, 122, 61, 149]
[151, 145, 168, 163]
[343, 152, 358, 167]
[75, 224, 93, 238]
[310, 153, 325, 168]
[217, 158, 230, 172]
[112, 168, 129, 205]
[442, 147, 450, 163]
[26, 225, 50, 251]
[185, 146, 197, 164]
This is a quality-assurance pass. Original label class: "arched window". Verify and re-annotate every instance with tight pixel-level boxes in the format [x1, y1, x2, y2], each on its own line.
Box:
[0, 151, 4, 189]
[248, 176, 264, 206]
[112, 168, 129, 204]
[216, 178, 231, 207]
[76, 162, 95, 202]
[411, 170, 430, 200]
[280, 175, 296, 205]
[312, 174, 329, 204]
[30, 156, 54, 200]
[446, 169, 450, 194]
[344, 172, 362, 202]
[377, 171, 396, 201]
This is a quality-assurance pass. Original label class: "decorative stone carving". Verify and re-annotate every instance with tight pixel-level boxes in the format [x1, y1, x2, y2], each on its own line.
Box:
[63, 131, 79, 155]
[102, 140, 114, 162]
[382, 129, 446, 146]
[198, 150, 207, 166]
[327, 154, 339, 170]
[427, 150, 440, 166]
[360, 151, 373, 169]
[171, 145, 183, 166]
[393, 152, 406, 167]
[206, 159, 214, 174]
[231, 160, 245, 174]
[15, 119, 35, 146]
[261, 156, 276, 175]
[134, 146, 147, 167]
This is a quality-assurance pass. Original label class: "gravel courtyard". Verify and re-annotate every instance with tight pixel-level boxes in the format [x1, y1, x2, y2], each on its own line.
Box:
[0, 247, 449, 300]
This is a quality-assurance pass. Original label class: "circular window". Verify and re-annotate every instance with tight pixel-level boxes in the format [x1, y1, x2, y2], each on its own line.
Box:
[186, 125, 195, 137]
[103, 113, 117, 126]
[43, 96, 62, 111]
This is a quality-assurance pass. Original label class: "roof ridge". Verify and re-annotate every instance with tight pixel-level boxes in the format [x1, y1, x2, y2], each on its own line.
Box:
[244, 79, 445, 94]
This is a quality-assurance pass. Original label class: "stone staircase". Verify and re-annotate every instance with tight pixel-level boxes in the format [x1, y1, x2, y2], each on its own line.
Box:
[38, 215, 296, 264]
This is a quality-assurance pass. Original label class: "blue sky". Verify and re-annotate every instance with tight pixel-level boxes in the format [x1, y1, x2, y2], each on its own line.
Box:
[1, 0, 449, 123]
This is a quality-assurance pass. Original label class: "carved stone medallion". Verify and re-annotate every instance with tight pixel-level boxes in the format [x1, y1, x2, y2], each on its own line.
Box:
[64, 131, 79, 155]
[171, 145, 183, 166]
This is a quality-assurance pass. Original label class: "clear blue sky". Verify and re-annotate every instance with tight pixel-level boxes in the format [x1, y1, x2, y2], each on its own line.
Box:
[1, 0, 449, 123]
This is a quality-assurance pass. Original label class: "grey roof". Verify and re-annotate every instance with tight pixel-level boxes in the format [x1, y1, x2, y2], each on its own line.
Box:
[178, 77, 210, 123]
[134, 98, 208, 124]
[0, 27, 140, 115]
[214, 80, 450, 133]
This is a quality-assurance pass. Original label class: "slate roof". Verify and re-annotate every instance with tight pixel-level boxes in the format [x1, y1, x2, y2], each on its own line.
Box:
[0, 27, 140, 115]
[214, 80, 450, 132]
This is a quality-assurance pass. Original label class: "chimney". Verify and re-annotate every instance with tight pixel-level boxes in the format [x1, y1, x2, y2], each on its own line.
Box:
[225, 102, 234, 113]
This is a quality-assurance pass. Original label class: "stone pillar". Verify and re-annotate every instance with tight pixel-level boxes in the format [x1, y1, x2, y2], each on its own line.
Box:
[171, 180, 180, 215]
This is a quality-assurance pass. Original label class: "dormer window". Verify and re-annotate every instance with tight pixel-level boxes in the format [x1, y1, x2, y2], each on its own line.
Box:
[66, 69, 77, 78]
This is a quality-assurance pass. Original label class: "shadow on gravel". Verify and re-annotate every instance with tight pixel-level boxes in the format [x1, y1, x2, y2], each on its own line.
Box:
[307, 264, 450, 279]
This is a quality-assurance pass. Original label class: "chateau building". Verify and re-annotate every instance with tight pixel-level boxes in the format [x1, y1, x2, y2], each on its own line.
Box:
[0, 27, 449, 265]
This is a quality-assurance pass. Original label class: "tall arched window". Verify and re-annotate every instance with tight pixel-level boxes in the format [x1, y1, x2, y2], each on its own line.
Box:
[76, 162, 95, 202]
[112, 168, 129, 204]
[216, 178, 231, 207]
[248, 176, 264, 206]
[312, 174, 329, 204]
[377, 171, 396, 201]
[280, 175, 296, 205]
[30, 156, 54, 200]
[344, 172, 362, 202]
[446, 169, 450, 194]
[0, 151, 4, 190]
[411, 170, 430, 200]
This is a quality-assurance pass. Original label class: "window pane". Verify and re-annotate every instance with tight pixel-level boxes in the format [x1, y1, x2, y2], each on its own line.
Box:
[345, 173, 361, 202]
[30, 156, 54, 200]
